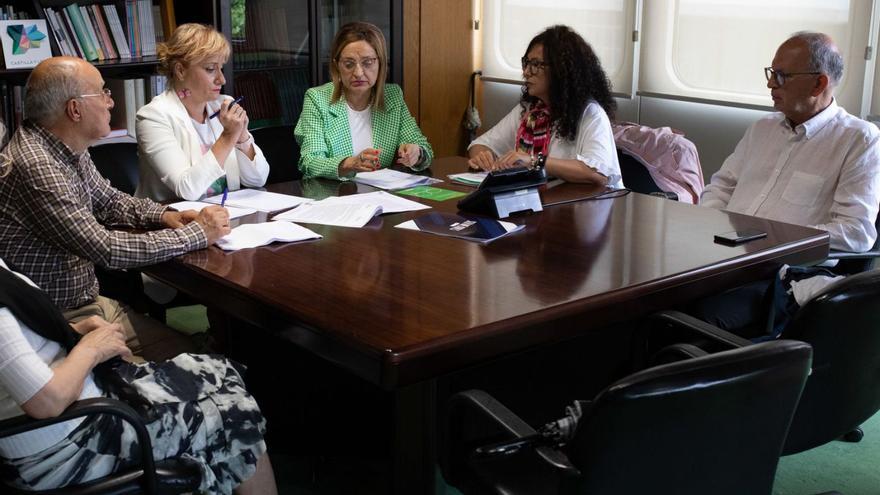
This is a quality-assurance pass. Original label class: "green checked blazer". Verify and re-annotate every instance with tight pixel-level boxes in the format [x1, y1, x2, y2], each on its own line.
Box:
[294, 82, 433, 180]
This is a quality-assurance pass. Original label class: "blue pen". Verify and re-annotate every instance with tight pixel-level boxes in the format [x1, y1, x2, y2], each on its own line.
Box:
[220, 187, 228, 207]
[210, 96, 244, 119]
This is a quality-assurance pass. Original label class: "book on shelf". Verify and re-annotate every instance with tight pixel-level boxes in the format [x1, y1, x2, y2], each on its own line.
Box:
[89, 4, 117, 59]
[124, 0, 140, 57]
[137, 0, 155, 56]
[79, 5, 105, 60]
[102, 4, 130, 58]
[55, 8, 85, 58]
[62, 4, 98, 61]
[151, 4, 163, 42]
[44, 8, 73, 56]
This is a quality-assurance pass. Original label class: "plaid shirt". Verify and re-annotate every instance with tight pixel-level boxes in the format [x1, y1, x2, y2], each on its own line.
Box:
[0, 122, 207, 310]
[295, 82, 433, 179]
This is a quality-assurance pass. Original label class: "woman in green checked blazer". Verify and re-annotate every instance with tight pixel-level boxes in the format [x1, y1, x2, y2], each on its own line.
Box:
[295, 22, 433, 180]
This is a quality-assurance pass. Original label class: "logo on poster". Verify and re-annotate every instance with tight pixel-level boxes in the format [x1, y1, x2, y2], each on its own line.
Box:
[5, 24, 46, 54]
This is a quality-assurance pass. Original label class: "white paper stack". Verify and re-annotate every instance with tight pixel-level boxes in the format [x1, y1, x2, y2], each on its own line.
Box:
[353, 169, 442, 190]
[216, 221, 321, 251]
[203, 189, 310, 212]
[448, 172, 487, 186]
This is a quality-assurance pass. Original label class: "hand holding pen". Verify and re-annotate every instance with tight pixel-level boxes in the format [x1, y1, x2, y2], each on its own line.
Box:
[215, 96, 249, 143]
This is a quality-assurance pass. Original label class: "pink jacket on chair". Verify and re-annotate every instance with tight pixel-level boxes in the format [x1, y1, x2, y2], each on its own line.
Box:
[612, 122, 705, 204]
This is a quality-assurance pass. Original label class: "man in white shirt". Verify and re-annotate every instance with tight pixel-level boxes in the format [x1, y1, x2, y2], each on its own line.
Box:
[695, 32, 880, 335]
[702, 32, 880, 253]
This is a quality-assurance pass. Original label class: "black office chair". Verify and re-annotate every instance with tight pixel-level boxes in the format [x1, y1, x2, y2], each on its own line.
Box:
[443, 340, 812, 495]
[825, 209, 880, 274]
[87, 142, 188, 324]
[0, 398, 200, 495]
[646, 268, 880, 456]
[250, 124, 302, 184]
[88, 142, 140, 195]
[617, 148, 678, 200]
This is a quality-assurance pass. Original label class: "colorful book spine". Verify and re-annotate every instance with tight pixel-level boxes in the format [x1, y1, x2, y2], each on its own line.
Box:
[44, 8, 73, 56]
[91, 5, 118, 59]
[63, 3, 98, 61]
[103, 4, 131, 59]
[80, 6, 105, 60]
[138, 0, 156, 56]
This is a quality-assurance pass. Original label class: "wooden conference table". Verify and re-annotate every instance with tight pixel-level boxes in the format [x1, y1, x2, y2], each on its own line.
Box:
[145, 157, 829, 493]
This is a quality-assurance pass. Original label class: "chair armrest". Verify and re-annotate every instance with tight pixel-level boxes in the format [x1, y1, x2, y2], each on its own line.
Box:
[826, 248, 880, 261]
[650, 343, 709, 365]
[647, 310, 753, 349]
[447, 390, 579, 476]
[0, 397, 159, 494]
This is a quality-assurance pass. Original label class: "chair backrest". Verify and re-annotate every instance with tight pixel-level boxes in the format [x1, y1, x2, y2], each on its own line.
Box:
[565, 340, 812, 495]
[612, 122, 705, 203]
[617, 148, 664, 195]
[779, 268, 880, 455]
[251, 125, 302, 184]
[88, 142, 140, 195]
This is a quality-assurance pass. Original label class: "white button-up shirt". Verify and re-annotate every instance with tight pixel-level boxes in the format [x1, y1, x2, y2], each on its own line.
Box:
[701, 100, 880, 252]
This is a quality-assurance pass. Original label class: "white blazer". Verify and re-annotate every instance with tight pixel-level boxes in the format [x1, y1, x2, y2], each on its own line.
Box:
[135, 90, 270, 201]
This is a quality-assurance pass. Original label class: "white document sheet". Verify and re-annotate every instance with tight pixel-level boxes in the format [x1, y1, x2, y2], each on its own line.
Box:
[448, 172, 487, 187]
[353, 168, 442, 190]
[167, 201, 256, 220]
[203, 189, 310, 212]
[318, 191, 431, 214]
[215, 221, 321, 251]
[273, 202, 382, 228]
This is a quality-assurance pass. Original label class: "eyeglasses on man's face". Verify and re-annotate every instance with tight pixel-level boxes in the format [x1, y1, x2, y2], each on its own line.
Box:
[521, 57, 549, 74]
[338, 57, 379, 72]
[76, 88, 112, 100]
[764, 67, 820, 87]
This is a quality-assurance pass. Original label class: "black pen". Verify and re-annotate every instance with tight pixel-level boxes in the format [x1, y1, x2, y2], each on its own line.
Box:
[209, 96, 244, 119]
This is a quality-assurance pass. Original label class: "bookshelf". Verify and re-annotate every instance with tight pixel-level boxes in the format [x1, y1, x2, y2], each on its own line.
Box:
[174, 0, 402, 129]
[0, 0, 171, 140]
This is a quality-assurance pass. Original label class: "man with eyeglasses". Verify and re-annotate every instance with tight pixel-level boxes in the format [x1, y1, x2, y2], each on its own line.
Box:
[695, 32, 880, 335]
[0, 57, 232, 360]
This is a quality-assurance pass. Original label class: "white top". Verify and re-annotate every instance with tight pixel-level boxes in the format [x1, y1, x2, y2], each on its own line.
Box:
[469, 100, 623, 189]
[135, 90, 271, 202]
[0, 260, 102, 459]
[701, 100, 880, 252]
[347, 104, 373, 156]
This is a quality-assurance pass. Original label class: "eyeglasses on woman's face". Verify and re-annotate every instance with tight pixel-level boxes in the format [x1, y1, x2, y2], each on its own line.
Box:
[521, 56, 549, 74]
[338, 57, 379, 73]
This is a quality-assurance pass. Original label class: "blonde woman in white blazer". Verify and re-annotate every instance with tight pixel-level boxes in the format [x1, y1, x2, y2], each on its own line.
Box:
[135, 24, 270, 202]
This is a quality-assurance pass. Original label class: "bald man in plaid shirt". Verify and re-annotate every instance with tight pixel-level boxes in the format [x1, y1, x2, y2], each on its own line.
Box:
[0, 57, 231, 360]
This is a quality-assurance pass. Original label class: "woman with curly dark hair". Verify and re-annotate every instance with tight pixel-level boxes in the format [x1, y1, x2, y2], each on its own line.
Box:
[468, 25, 622, 187]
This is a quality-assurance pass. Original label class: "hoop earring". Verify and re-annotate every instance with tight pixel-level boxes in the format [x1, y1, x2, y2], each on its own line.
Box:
[177, 88, 191, 99]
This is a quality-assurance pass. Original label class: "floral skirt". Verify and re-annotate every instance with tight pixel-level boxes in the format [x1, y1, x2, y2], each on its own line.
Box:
[2, 353, 266, 494]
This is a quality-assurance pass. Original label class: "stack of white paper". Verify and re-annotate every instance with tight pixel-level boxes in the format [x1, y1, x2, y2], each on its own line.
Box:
[216, 221, 322, 251]
[203, 189, 310, 212]
[319, 191, 431, 214]
[448, 172, 488, 186]
[167, 201, 256, 220]
[273, 202, 382, 228]
[353, 169, 442, 190]
[272, 191, 431, 228]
